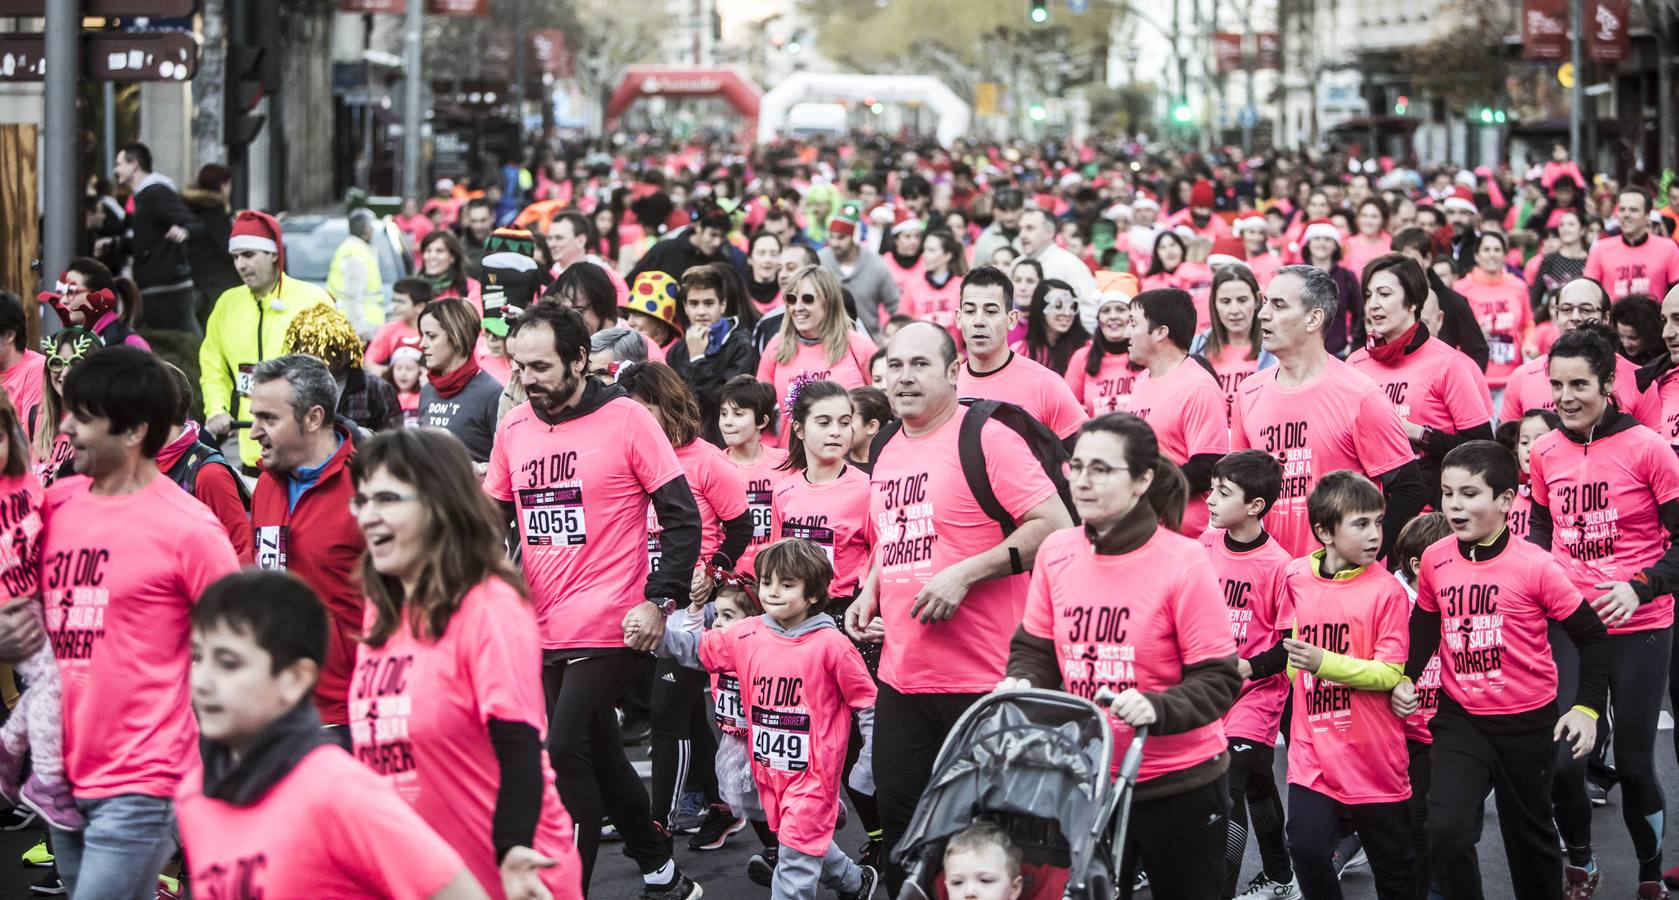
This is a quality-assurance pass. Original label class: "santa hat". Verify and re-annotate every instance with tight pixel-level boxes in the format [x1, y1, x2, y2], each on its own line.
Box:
[390, 335, 423, 365]
[1234, 215, 1267, 234]
[1190, 179, 1216, 208]
[229, 210, 282, 256]
[888, 207, 924, 237]
[1454, 170, 1478, 189]
[1207, 253, 1244, 268]
[1132, 193, 1160, 212]
[1101, 204, 1134, 222]
[1301, 219, 1341, 244]
[1443, 186, 1478, 214]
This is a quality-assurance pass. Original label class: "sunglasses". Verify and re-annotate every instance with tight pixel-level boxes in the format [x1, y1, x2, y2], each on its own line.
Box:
[790, 293, 822, 306]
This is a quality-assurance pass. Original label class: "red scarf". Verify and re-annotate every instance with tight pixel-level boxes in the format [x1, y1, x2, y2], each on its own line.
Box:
[1365, 321, 1419, 366]
[429, 355, 482, 398]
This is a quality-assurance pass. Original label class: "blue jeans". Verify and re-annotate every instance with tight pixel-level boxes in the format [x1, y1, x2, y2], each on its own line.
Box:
[51, 794, 177, 900]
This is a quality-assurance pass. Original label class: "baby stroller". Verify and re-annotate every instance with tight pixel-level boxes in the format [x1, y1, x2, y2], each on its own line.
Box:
[891, 688, 1147, 900]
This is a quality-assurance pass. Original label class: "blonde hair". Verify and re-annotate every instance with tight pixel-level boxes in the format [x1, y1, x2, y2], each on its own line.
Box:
[774, 265, 855, 366]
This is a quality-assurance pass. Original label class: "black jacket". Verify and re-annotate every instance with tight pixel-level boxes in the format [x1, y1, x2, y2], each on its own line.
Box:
[119, 173, 201, 295]
[1427, 269, 1491, 372]
[181, 186, 242, 300]
[665, 317, 760, 445]
[628, 232, 728, 282]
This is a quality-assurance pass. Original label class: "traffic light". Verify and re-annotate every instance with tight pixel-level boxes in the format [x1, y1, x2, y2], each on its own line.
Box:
[1028, 0, 1049, 24]
[1394, 95, 1408, 115]
[1171, 102, 1193, 123]
[225, 41, 273, 150]
[1029, 104, 1047, 121]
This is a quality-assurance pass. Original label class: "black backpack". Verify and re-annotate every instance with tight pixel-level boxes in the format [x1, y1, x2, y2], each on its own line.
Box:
[166, 439, 252, 510]
[869, 398, 1078, 536]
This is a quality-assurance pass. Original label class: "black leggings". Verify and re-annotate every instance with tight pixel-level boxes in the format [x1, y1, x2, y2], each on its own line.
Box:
[874, 684, 984, 893]
[1120, 776, 1231, 900]
[1552, 625, 1670, 879]
[1406, 740, 1438, 900]
[542, 652, 668, 891]
[1223, 738, 1291, 896]
[650, 657, 721, 827]
[1286, 785, 1414, 900]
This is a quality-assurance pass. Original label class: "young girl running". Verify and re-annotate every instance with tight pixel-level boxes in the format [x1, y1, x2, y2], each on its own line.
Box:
[1526, 325, 1679, 896]
[654, 539, 879, 900]
[1394, 441, 1609, 900]
[719, 375, 787, 577]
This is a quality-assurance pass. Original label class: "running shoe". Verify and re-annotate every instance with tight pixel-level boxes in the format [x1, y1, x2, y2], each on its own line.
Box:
[1234, 871, 1304, 900]
[156, 874, 184, 899]
[1563, 863, 1600, 899]
[839, 864, 878, 900]
[1331, 835, 1366, 879]
[21, 775, 85, 832]
[747, 847, 779, 887]
[1637, 881, 1671, 899]
[1132, 868, 1148, 892]
[670, 790, 708, 834]
[687, 804, 746, 851]
[28, 872, 63, 896]
[1587, 781, 1609, 807]
[858, 836, 884, 871]
[22, 838, 53, 867]
[620, 717, 652, 746]
[638, 872, 702, 900]
[0, 806, 38, 830]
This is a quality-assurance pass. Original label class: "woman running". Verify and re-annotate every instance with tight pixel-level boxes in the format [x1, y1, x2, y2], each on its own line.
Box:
[898, 228, 967, 333]
[1453, 231, 1533, 398]
[1141, 231, 1215, 330]
[755, 265, 878, 446]
[418, 230, 483, 313]
[1015, 279, 1091, 376]
[1189, 264, 1276, 417]
[1065, 290, 1138, 416]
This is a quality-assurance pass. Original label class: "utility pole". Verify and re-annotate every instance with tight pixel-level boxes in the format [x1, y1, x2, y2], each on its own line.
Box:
[1569, 0, 1583, 163]
[42, 0, 78, 294]
[511, 0, 527, 133]
[403, 0, 424, 200]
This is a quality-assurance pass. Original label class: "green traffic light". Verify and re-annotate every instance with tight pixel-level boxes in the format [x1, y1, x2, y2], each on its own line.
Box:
[1031, 7, 1048, 22]
[1479, 109, 1493, 124]
[1494, 110, 1506, 123]
[1172, 105, 1192, 123]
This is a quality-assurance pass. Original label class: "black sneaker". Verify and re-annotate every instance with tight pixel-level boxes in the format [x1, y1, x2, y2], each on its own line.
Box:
[1331, 835, 1366, 879]
[840, 864, 878, 900]
[29, 872, 64, 896]
[687, 804, 746, 851]
[1587, 780, 1610, 807]
[620, 717, 652, 746]
[0, 806, 38, 830]
[638, 872, 702, 900]
[859, 836, 884, 871]
[747, 847, 779, 887]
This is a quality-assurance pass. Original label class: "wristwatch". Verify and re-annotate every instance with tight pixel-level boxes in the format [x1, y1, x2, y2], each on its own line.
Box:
[654, 597, 679, 616]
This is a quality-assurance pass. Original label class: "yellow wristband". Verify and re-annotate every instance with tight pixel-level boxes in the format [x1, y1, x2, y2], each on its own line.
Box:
[1570, 704, 1600, 721]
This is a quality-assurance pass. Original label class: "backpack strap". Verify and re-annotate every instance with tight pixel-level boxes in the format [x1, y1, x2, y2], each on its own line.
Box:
[867, 417, 904, 468]
[957, 400, 1016, 536]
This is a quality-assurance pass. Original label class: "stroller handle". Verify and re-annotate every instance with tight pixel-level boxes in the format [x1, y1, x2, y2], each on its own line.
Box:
[1091, 688, 1149, 778]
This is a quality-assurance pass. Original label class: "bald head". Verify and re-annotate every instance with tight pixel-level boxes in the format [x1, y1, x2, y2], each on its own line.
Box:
[884, 322, 960, 430]
[1554, 279, 1609, 333]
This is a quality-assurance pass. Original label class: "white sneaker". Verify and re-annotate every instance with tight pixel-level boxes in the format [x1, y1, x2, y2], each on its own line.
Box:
[1234, 872, 1304, 900]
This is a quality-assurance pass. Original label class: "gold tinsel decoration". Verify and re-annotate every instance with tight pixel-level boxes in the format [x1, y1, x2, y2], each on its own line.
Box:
[285, 303, 364, 371]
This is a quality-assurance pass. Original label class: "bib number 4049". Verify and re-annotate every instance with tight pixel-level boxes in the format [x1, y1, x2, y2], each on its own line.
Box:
[750, 707, 812, 771]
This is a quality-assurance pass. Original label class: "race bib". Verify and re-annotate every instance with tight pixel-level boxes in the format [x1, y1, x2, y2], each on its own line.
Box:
[519, 487, 587, 546]
[751, 708, 812, 771]
[1487, 335, 1516, 366]
[748, 489, 774, 540]
[255, 525, 288, 571]
[235, 363, 256, 396]
[781, 523, 836, 566]
[714, 673, 747, 732]
[647, 532, 663, 572]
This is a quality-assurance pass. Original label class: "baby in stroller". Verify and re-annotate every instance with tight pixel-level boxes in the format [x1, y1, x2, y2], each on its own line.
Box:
[941, 820, 1024, 900]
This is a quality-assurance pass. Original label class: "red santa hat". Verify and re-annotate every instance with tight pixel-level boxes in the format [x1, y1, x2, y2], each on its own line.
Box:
[1233, 215, 1268, 234]
[1190, 179, 1216, 208]
[1442, 186, 1478, 214]
[228, 209, 284, 261]
[1301, 218, 1341, 245]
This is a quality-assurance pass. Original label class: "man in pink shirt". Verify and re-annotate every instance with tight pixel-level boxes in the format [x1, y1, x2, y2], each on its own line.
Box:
[954, 267, 1089, 443]
[1503, 278, 1661, 427]
[0, 294, 44, 436]
[1230, 265, 1426, 557]
[1639, 284, 1679, 445]
[1585, 188, 1679, 301]
[549, 210, 630, 308]
[846, 314, 1072, 891]
[40, 347, 240, 897]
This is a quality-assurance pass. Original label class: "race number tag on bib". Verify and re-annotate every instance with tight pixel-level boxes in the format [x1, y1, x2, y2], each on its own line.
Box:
[255, 525, 288, 571]
[235, 363, 256, 396]
[748, 489, 774, 540]
[782, 523, 836, 566]
[1487, 335, 1516, 366]
[751, 708, 812, 771]
[647, 532, 664, 572]
[714, 674, 747, 732]
[519, 487, 587, 546]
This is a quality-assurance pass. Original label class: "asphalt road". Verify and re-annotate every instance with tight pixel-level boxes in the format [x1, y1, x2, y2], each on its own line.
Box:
[0, 726, 1672, 899]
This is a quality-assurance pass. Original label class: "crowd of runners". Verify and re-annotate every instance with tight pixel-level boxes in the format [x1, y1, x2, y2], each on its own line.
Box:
[8, 132, 1679, 900]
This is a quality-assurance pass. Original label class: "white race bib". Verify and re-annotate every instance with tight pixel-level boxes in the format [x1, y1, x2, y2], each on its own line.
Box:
[714, 673, 747, 731]
[781, 523, 837, 567]
[751, 708, 812, 771]
[748, 489, 774, 540]
[519, 487, 587, 546]
[255, 525, 288, 571]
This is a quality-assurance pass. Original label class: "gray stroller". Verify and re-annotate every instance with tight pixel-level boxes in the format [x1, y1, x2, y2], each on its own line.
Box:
[890, 688, 1147, 900]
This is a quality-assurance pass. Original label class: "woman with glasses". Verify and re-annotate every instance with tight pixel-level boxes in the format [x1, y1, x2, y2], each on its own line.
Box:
[348, 427, 584, 900]
[31, 328, 102, 485]
[1014, 279, 1090, 377]
[1001, 412, 1240, 899]
[755, 265, 879, 446]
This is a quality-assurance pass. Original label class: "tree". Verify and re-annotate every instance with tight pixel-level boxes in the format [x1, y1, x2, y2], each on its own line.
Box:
[1400, 0, 1511, 112]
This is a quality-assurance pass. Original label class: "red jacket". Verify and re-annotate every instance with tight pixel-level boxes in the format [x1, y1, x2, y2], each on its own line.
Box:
[251, 426, 364, 725]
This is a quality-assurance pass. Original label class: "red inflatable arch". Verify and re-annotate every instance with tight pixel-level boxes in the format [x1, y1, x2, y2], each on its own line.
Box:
[605, 66, 762, 132]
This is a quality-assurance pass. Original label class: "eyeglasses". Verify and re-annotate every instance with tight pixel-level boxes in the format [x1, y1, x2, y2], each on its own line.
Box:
[790, 293, 822, 306]
[47, 353, 86, 373]
[1063, 460, 1123, 484]
[1554, 304, 1603, 318]
[1044, 297, 1079, 313]
[348, 491, 420, 515]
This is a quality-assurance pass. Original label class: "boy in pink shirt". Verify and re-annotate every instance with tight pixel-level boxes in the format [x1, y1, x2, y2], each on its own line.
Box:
[1280, 472, 1414, 900]
[178, 571, 486, 900]
[655, 539, 879, 900]
[1201, 450, 1299, 899]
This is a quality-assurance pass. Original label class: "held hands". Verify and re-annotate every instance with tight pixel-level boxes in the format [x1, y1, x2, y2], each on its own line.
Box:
[844, 596, 885, 644]
[1591, 582, 1639, 628]
[1390, 679, 1419, 718]
[1106, 688, 1157, 727]
[500, 846, 557, 900]
[1236, 657, 1253, 680]
[1185, 236, 1214, 263]
[1283, 638, 1325, 674]
[689, 567, 714, 605]
[621, 601, 667, 652]
[1555, 709, 1598, 759]
[993, 677, 1032, 693]
[908, 564, 974, 624]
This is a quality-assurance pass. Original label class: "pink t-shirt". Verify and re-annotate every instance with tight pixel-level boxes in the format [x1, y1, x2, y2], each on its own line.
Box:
[1453, 272, 1534, 386]
[177, 747, 469, 900]
[367, 320, 420, 366]
[1200, 530, 1292, 744]
[1063, 346, 1138, 416]
[1415, 536, 1585, 715]
[1508, 483, 1534, 541]
[957, 353, 1090, 440]
[648, 440, 749, 571]
[1658, 370, 1679, 447]
[772, 466, 872, 598]
[483, 396, 685, 649]
[1245, 252, 1284, 289]
[757, 333, 879, 447]
[1143, 263, 1215, 330]
[1121, 359, 1228, 535]
[698, 617, 875, 856]
[869, 408, 1058, 693]
[1024, 527, 1235, 780]
[731, 446, 788, 577]
[1340, 234, 1392, 283]
[1206, 343, 1263, 419]
[1585, 233, 1679, 301]
[1229, 358, 1416, 557]
[1346, 336, 1493, 453]
[1283, 558, 1412, 804]
[1527, 422, 1679, 633]
[1500, 353, 1660, 430]
[899, 272, 963, 331]
[350, 579, 582, 899]
[1, 350, 44, 439]
[43, 474, 239, 799]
